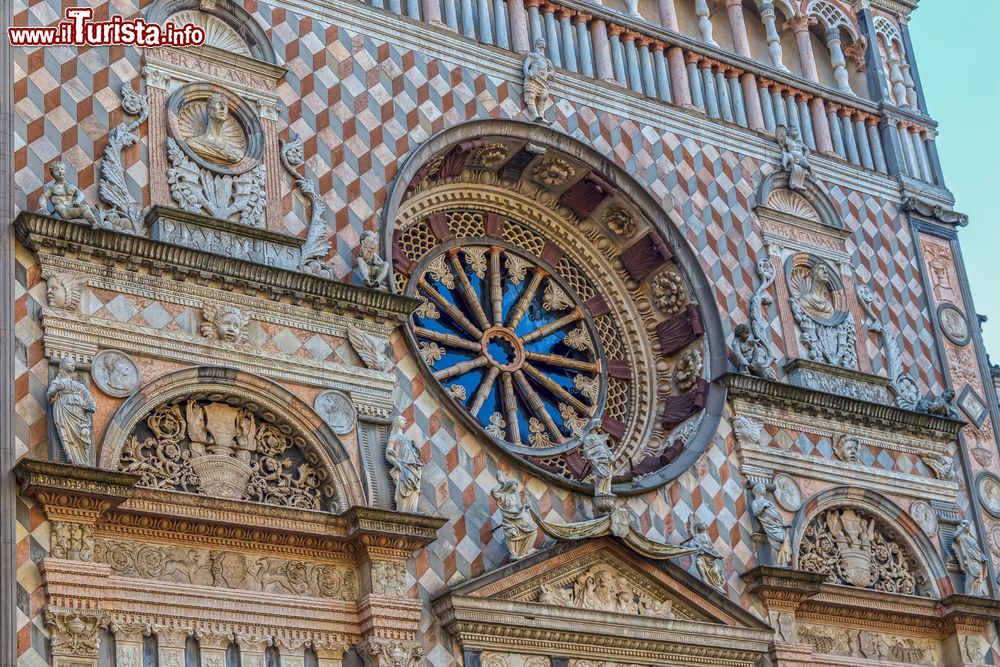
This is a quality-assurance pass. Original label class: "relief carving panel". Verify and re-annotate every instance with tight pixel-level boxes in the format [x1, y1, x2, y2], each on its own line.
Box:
[93, 538, 358, 600]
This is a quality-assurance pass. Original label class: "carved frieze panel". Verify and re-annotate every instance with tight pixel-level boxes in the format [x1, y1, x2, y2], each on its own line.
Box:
[728, 392, 959, 505]
[796, 623, 938, 665]
[480, 654, 550, 667]
[798, 507, 929, 596]
[117, 396, 338, 511]
[93, 538, 358, 600]
[537, 562, 672, 618]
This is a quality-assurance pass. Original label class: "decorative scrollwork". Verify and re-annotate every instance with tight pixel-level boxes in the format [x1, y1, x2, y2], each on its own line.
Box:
[798, 507, 925, 596]
[98, 84, 149, 234]
[118, 398, 337, 511]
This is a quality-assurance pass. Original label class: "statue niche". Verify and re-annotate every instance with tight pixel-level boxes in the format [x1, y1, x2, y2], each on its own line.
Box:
[786, 254, 858, 369]
[117, 394, 341, 512]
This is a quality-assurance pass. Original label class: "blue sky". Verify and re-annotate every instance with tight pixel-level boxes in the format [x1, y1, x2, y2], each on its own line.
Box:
[909, 2, 1000, 362]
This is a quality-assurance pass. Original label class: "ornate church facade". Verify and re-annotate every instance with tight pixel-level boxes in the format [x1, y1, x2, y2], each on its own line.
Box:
[3, 0, 1000, 665]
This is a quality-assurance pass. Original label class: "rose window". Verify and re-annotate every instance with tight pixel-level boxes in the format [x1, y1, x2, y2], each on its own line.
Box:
[390, 135, 722, 493]
[410, 242, 606, 455]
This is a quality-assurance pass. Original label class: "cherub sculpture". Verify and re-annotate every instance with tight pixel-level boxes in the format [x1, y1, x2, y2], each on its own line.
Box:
[776, 125, 816, 191]
[38, 161, 99, 225]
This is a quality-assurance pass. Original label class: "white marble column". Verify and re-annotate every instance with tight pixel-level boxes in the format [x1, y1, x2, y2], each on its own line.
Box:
[759, 2, 789, 72]
[825, 27, 853, 95]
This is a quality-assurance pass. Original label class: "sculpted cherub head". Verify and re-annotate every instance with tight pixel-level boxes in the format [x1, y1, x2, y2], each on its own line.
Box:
[42, 270, 83, 310]
[49, 161, 67, 181]
[835, 434, 861, 463]
[201, 304, 250, 343]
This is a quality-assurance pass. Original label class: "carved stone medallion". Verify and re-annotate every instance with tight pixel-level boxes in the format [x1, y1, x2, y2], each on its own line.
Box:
[91, 349, 141, 398]
[786, 254, 857, 369]
[772, 473, 802, 512]
[908, 500, 938, 537]
[978, 473, 1000, 519]
[165, 83, 266, 226]
[937, 303, 970, 346]
[314, 390, 357, 435]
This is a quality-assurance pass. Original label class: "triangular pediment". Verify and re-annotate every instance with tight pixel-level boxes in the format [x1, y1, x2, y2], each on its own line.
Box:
[464, 540, 714, 622]
[433, 538, 772, 667]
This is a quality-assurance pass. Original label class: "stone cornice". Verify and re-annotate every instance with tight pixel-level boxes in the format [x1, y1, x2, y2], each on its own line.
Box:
[433, 595, 772, 667]
[718, 373, 963, 440]
[14, 212, 420, 325]
[15, 459, 445, 556]
[743, 566, 1000, 637]
[274, 0, 906, 201]
[901, 196, 969, 227]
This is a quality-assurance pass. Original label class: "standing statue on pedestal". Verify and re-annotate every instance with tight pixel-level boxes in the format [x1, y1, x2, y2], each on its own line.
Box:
[750, 482, 790, 567]
[38, 161, 99, 226]
[776, 125, 816, 191]
[386, 416, 423, 513]
[490, 471, 538, 560]
[684, 518, 726, 592]
[47, 358, 97, 465]
[578, 427, 615, 503]
[522, 38, 555, 123]
[954, 520, 988, 596]
[357, 230, 390, 290]
[732, 258, 777, 381]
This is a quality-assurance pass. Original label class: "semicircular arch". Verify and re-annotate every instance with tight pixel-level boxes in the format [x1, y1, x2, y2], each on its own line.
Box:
[790, 487, 951, 598]
[99, 366, 366, 512]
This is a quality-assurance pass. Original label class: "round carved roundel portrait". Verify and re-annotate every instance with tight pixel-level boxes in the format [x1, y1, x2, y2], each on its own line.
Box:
[166, 83, 264, 175]
[388, 128, 722, 495]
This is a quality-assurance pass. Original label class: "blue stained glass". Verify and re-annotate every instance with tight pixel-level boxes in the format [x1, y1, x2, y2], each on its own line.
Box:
[409, 242, 606, 450]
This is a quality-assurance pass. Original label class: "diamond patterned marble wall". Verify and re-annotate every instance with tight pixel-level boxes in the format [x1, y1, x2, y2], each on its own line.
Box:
[9, 0, 970, 664]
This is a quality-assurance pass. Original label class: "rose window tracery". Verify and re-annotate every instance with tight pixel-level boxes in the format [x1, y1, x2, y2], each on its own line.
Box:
[388, 131, 723, 493]
[411, 242, 606, 455]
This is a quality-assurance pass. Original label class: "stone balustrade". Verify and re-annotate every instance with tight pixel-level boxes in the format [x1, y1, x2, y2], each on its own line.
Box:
[366, 0, 941, 186]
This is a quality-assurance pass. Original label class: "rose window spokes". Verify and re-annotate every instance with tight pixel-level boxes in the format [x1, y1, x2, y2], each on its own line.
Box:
[411, 244, 605, 455]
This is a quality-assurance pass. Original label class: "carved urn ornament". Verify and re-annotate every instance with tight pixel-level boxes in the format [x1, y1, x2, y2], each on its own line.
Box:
[118, 395, 341, 511]
[798, 507, 925, 596]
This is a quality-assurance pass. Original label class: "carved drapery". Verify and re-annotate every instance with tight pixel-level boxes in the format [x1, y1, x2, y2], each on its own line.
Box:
[797, 507, 928, 596]
[537, 562, 672, 617]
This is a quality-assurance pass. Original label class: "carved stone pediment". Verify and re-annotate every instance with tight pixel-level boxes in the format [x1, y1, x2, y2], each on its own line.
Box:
[434, 539, 772, 666]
